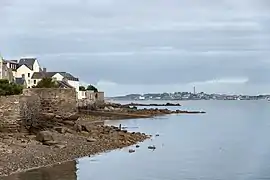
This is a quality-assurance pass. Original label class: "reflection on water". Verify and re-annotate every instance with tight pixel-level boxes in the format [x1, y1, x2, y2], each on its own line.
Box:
[2, 161, 77, 180]
[3, 101, 270, 180]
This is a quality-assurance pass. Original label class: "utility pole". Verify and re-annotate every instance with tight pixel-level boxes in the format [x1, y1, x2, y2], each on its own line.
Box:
[193, 86, 196, 94]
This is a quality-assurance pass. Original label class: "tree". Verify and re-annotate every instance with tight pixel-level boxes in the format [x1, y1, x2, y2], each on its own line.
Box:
[0, 79, 23, 96]
[34, 77, 59, 88]
[79, 86, 86, 91]
[86, 84, 98, 92]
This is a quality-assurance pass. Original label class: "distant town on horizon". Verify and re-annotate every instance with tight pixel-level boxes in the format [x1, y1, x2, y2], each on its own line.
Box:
[110, 91, 270, 101]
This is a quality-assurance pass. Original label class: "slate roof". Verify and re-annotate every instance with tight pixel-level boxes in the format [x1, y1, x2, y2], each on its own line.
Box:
[18, 58, 36, 70]
[57, 81, 74, 88]
[31, 72, 79, 81]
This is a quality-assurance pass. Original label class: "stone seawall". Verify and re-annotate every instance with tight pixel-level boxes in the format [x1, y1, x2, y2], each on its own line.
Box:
[0, 96, 21, 133]
[23, 88, 77, 117]
[0, 88, 78, 133]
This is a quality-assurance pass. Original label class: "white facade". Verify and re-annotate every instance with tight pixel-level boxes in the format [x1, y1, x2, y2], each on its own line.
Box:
[67, 79, 80, 94]
[0, 57, 3, 79]
[78, 90, 86, 100]
[16, 59, 41, 88]
[52, 73, 79, 91]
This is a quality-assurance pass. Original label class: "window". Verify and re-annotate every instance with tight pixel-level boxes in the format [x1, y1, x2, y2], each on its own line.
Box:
[22, 74, 25, 78]
[34, 80, 36, 84]
[28, 73, 30, 77]
[28, 80, 30, 84]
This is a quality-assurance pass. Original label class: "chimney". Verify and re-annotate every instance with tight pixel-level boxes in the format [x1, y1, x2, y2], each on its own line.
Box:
[43, 68, 47, 72]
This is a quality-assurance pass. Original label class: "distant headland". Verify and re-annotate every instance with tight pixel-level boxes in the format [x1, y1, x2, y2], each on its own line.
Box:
[109, 92, 270, 101]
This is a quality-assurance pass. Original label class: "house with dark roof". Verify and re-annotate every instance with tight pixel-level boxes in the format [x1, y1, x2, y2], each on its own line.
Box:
[15, 57, 42, 88]
[31, 71, 80, 95]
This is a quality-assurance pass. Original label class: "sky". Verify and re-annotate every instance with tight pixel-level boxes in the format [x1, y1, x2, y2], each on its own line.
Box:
[1, 0, 270, 96]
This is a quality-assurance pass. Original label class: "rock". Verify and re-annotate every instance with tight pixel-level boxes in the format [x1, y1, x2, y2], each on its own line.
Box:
[64, 121, 75, 126]
[55, 144, 66, 149]
[54, 127, 66, 134]
[135, 145, 140, 148]
[87, 138, 97, 142]
[65, 128, 75, 134]
[74, 124, 82, 132]
[43, 140, 58, 146]
[148, 145, 156, 150]
[129, 149, 135, 153]
[81, 131, 89, 136]
[36, 131, 54, 142]
[63, 113, 80, 121]
[40, 113, 56, 120]
[155, 134, 160, 137]
[82, 125, 92, 132]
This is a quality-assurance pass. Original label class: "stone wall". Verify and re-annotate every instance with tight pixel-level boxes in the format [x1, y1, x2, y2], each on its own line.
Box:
[0, 88, 78, 133]
[77, 91, 105, 109]
[23, 88, 77, 117]
[0, 95, 21, 132]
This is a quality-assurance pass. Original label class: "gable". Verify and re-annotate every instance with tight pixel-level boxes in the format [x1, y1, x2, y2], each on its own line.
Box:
[17, 64, 32, 72]
[18, 58, 36, 70]
[52, 73, 64, 81]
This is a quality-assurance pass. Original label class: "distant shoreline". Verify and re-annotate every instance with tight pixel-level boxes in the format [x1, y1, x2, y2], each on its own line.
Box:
[108, 99, 268, 101]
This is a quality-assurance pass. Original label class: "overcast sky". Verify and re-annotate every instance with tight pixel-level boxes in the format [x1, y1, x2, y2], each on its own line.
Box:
[1, 0, 270, 96]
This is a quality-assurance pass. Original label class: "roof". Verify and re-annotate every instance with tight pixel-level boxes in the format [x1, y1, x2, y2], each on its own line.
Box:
[31, 72, 79, 81]
[3, 60, 18, 64]
[57, 81, 74, 88]
[18, 58, 36, 70]
[15, 78, 26, 85]
[58, 72, 79, 81]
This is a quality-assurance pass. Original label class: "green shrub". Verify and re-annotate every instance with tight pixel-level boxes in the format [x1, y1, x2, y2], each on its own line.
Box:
[33, 77, 59, 88]
[0, 79, 23, 96]
[79, 86, 86, 91]
[86, 85, 98, 92]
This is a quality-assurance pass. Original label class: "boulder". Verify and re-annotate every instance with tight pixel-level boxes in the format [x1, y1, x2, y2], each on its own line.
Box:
[36, 131, 54, 142]
[82, 125, 92, 132]
[55, 144, 66, 149]
[64, 121, 75, 126]
[54, 127, 66, 134]
[40, 113, 56, 120]
[43, 140, 58, 146]
[63, 113, 80, 121]
[87, 138, 97, 142]
[129, 149, 135, 153]
[74, 124, 82, 132]
[148, 145, 156, 150]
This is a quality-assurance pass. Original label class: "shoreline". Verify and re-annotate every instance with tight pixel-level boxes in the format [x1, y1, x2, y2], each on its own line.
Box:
[0, 103, 205, 177]
[0, 113, 151, 177]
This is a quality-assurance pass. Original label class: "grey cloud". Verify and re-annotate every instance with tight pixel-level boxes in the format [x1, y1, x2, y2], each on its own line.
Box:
[1, 0, 270, 95]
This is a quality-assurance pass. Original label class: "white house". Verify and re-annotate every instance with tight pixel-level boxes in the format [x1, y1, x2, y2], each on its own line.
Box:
[31, 71, 80, 96]
[15, 58, 42, 88]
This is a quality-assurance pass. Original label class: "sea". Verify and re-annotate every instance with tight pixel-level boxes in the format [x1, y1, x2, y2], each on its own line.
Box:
[3, 100, 270, 180]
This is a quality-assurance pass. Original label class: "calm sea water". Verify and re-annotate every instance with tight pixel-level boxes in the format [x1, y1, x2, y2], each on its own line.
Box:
[4, 100, 270, 180]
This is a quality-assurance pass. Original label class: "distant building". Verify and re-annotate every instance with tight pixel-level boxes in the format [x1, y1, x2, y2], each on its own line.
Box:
[139, 96, 145, 100]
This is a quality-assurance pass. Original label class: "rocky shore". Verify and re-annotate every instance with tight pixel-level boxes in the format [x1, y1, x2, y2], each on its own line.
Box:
[0, 122, 149, 177]
[0, 102, 205, 177]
